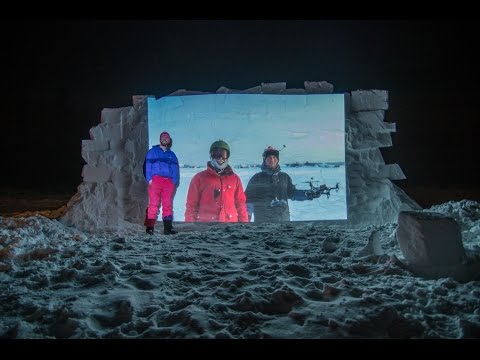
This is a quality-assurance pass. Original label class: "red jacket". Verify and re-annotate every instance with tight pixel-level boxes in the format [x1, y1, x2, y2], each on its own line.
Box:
[185, 162, 248, 222]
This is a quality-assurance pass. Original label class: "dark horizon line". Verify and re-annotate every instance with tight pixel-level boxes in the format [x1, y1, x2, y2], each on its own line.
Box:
[180, 161, 346, 168]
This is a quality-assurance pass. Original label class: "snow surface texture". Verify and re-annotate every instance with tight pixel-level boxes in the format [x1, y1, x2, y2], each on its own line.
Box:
[59, 81, 420, 232]
[1, 200, 479, 338]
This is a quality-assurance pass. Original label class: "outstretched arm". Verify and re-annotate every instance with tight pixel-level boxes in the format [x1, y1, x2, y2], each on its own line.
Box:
[292, 188, 311, 201]
[287, 174, 315, 201]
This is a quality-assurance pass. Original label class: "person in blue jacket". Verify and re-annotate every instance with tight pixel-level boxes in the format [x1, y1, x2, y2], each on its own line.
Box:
[144, 131, 180, 235]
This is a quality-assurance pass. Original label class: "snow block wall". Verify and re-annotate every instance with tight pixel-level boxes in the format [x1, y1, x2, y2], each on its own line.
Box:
[60, 96, 149, 232]
[60, 82, 420, 232]
[345, 90, 421, 225]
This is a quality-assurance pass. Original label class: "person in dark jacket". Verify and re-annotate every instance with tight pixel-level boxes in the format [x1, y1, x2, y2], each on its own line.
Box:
[144, 131, 180, 235]
[245, 146, 319, 223]
[185, 140, 248, 222]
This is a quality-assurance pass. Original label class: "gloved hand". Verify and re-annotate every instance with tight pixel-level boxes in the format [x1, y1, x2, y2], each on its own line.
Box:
[270, 199, 288, 209]
[149, 180, 152, 185]
[247, 203, 254, 222]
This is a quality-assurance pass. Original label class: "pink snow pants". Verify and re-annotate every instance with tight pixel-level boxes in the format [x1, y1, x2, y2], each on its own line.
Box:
[147, 175, 176, 221]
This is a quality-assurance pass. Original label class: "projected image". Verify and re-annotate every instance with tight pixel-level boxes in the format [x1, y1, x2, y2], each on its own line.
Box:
[147, 94, 346, 222]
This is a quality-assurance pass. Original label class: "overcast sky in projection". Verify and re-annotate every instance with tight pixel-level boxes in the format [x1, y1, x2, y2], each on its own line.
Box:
[1, 19, 479, 190]
[148, 94, 345, 166]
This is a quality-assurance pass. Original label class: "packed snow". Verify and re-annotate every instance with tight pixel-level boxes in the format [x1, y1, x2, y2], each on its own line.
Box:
[1, 199, 479, 339]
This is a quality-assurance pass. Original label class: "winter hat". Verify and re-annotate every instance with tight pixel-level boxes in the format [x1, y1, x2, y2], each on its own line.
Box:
[210, 140, 230, 159]
[263, 146, 279, 160]
[159, 131, 172, 147]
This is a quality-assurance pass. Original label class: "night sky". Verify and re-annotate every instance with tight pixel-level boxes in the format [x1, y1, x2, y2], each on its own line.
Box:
[1, 20, 478, 191]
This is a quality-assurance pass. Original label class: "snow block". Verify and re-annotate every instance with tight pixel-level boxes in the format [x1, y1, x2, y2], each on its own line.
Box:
[261, 82, 287, 93]
[351, 90, 389, 111]
[396, 211, 466, 267]
[100, 107, 130, 124]
[304, 81, 334, 94]
[380, 164, 406, 181]
[81, 165, 111, 183]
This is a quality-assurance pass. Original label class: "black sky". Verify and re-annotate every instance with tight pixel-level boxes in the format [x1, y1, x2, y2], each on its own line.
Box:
[1, 20, 479, 191]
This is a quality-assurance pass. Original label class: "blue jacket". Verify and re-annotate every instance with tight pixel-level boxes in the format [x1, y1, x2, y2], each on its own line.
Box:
[144, 145, 180, 186]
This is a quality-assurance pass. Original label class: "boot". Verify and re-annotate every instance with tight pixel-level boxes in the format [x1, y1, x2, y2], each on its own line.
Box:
[145, 218, 156, 235]
[146, 226, 154, 235]
[163, 219, 177, 235]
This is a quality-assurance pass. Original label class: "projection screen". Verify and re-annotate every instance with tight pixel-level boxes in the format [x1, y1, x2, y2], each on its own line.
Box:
[147, 93, 347, 222]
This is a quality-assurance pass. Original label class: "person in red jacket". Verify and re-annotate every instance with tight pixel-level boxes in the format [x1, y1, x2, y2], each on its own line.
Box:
[185, 140, 248, 222]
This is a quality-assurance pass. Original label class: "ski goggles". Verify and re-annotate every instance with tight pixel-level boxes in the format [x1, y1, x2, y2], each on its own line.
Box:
[211, 149, 228, 161]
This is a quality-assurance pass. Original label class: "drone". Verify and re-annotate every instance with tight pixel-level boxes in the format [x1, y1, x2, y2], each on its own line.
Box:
[302, 178, 340, 199]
